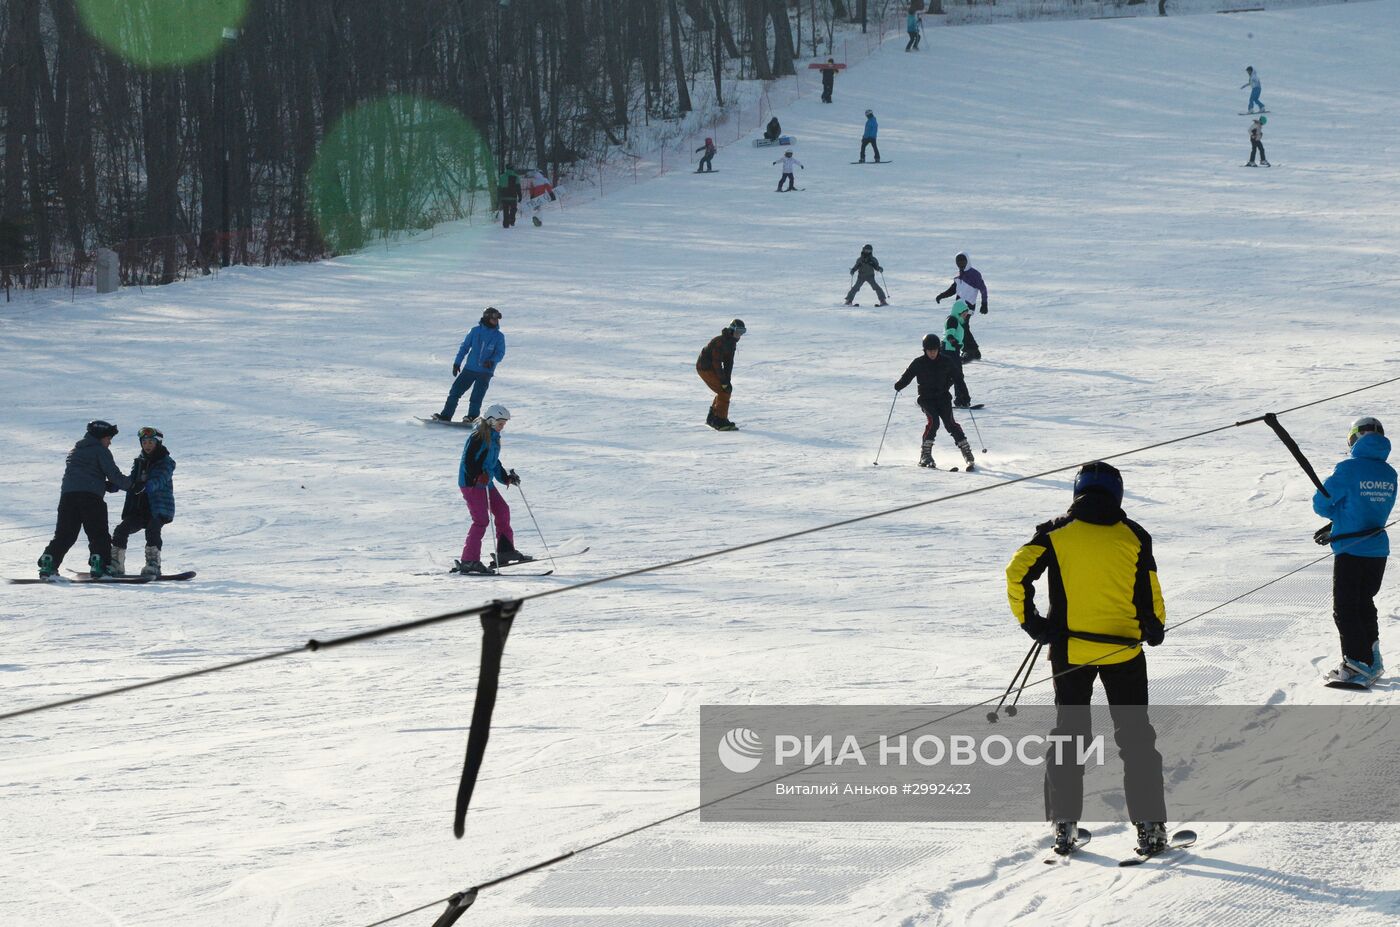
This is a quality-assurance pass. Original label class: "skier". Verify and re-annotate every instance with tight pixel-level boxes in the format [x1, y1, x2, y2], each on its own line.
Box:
[36, 420, 135, 579]
[1312, 416, 1396, 688]
[696, 319, 746, 431]
[1241, 66, 1264, 113]
[764, 116, 782, 142]
[905, 10, 922, 51]
[525, 168, 556, 203]
[433, 307, 506, 424]
[934, 251, 988, 361]
[1005, 461, 1169, 857]
[893, 334, 976, 470]
[942, 299, 976, 408]
[111, 427, 176, 577]
[498, 166, 522, 228]
[773, 150, 803, 192]
[695, 137, 717, 173]
[846, 244, 889, 306]
[820, 58, 838, 103]
[454, 405, 532, 575]
[1246, 116, 1270, 168]
[859, 110, 881, 163]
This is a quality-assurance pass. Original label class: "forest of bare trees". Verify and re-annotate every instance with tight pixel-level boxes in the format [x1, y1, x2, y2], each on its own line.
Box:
[0, 0, 891, 288]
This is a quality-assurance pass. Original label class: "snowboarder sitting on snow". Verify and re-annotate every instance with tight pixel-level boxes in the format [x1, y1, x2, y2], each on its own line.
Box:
[1005, 461, 1168, 858]
[695, 137, 717, 173]
[764, 116, 782, 142]
[1312, 416, 1395, 689]
[37, 420, 135, 579]
[111, 427, 176, 577]
[455, 404, 533, 576]
[820, 59, 838, 103]
[697, 319, 746, 431]
[846, 244, 888, 306]
[498, 167, 522, 228]
[935, 251, 987, 361]
[942, 299, 976, 408]
[773, 150, 803, 192]
[1241, 66, 1264, 114]
[1246, 116, 1270, 168]
[434, 307, 506, 424]
[859, 110, 880, 163]
[893, 335, 975, 470]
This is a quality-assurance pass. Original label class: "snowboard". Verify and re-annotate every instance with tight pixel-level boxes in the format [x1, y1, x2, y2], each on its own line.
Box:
[850, 160, 893, 165]
[776, 187, 805, 192]
[806, 62, 847, 70]
[532, 216, 543, 226]
[418, 416, 477, 428]
[693, 170, 720, 173]
[67, 570, 196, 582]
[954, 404, 985, 410]
[1118, 828, 1197, 867]
[752, 135, 796, 148]
[1044, 827, 1093, 863]
[11, 574, 153, 585]
[1242, 163, 1274, 168]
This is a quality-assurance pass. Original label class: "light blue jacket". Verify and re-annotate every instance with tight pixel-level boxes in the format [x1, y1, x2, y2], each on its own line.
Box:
[907, 13, 921, 32]
[1313, 433, 1396, 557]
[454, 324, 506, 374]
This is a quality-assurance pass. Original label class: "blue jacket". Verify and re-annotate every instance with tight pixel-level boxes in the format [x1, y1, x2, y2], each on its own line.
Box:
[123, 448, 176, 522]
[59, 435, 131, 496]
[454, 324, 506, 374]
[459, 428, 508, 489]
[863, 115, 878, 139]
[1313, 433, 1396, 557]
[906, 13, 921, 32]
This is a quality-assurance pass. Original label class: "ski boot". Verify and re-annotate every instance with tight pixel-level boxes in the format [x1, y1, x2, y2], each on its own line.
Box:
[453, 559, 497, 576]
[496, 543, 536, 567]
[957, 439, 976, 471]
[1260, 159, 1271, 167]
[962, 351, 982, 363]
[141, 545, 161, 578]
[430, 412, 452, 422]
[88, 552, 111, 578]
[918, 442, 935, 469]
[1133, 821, 1168, 856]
[1371, 642, 1385, 678]
[706, 410, 722, 430]
[953, 400, 971, 410]
[715, 418, 738, 432]
[461, 414, 478, 425]
[1245, 162, 1257, 167]
[37, 553, 56, 580]
[1052, 821, 1079, 855]
[843, 299, 854, 306]
[110, 546, 127, 576]
[877, 299, 890, 307]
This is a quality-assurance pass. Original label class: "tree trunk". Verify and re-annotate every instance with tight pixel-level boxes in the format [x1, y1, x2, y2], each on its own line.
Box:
[668, 0, 693, 114]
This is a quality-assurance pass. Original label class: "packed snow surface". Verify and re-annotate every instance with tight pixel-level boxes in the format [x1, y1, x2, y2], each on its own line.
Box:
[4, 3, 1400, 925]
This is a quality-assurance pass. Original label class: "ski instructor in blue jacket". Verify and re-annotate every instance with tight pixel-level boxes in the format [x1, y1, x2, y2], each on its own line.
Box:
[433, 306, 506, 423]
[1312, 416, 1396, 688]
[859, 110, 881, 163]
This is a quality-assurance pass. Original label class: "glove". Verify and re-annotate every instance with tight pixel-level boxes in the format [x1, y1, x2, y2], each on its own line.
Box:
[504, 469, 521, 486]
[979, 304, 988, 315]
[935, 294, 944, 303]
[894, 383, 902, 392]
[721, 382, 732, 393]
[1020, 613, 1058, 645]
[158, 515, 173, 525]
[1142, 621, 1165, 647]
[1314, 523, 1333, 545]
[483, 359, 494, 369]
[452, 363, 460, 376]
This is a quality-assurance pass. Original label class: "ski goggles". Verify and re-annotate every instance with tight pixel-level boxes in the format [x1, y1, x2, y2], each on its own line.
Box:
[138, 427, 164, 443]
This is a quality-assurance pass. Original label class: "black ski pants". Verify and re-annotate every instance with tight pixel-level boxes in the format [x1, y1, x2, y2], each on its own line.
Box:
[860, 137, 881, 162]
[114, 512, 165, 550]
[698, 153, 715, 172]
[1044, 650, 1166, 824]
[846, 273, 886, 303]
[821, 78, 834, 103]
[1333, 553, 1386, 663]
[961, 320, 981, 359]
[776, 173, 796, 192]
[1248, 139, 1267, 165]
[949, 353, 972, 407]
[43, 491, 111, 569]
[501, 199, 518, 228]
[917, 395, 967, 445]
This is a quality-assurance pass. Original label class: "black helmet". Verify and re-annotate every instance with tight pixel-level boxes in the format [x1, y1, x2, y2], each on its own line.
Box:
[922, 333, 941, 352]
[865, 109, 874, 117]
[727, 319, 747, 336]
[482, 306, 502, 322]
[86, 420, 119, 439]
[862, 244, 873, 253]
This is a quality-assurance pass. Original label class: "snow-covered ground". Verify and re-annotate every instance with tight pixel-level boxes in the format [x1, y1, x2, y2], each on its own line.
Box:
[5, 3, 1400, 925]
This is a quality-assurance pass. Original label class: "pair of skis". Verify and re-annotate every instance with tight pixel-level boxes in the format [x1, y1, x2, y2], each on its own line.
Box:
[435, 547, 591, 578]
[1045, 827, 1197, 866]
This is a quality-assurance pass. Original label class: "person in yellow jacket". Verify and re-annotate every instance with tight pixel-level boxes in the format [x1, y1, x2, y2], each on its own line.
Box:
[1004, 461, 1169, 857]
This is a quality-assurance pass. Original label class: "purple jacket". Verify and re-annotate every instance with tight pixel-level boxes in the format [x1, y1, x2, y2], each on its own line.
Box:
[958, 266, 988, 304]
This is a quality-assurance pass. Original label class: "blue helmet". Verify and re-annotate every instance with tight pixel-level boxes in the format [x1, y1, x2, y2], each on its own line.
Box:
[1073, 461, 1123, 505]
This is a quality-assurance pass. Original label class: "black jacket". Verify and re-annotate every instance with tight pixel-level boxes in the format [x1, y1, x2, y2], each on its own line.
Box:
[850, 253, 882, 278]
[895, 352, 956, 402]
[697, 331, 739, 384]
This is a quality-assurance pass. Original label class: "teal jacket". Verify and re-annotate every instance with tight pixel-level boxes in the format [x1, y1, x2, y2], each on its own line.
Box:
[942, 299, 973, 353]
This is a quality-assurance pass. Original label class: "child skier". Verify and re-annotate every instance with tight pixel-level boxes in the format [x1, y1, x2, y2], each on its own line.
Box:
[935, 251, 988, 361]
[1313, 416, 1395, 688]
[1241, 66, 1264, 113]
[37, 420, 135, 578]
[846, 244, 888, 306]
[942, 299, 977, 408]
[1246, 116, 1270, 167]
[433, 307, 506, 424]
[859, 110, 880, 163]
[695, 137, 717, 173]
[894, 335, 976, 470]
[455, 405, 533, 576]
[905, 11, 922, 51]
[773, 151, 803, 191]
[498, 166, 522, 228]
[111, 427, 176, 577]
[820, 58, 838, 103]
[697, 319, 746, 431]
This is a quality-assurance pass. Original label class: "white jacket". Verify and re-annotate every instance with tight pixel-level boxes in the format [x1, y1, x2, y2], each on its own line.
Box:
[775, 157, 803, 174]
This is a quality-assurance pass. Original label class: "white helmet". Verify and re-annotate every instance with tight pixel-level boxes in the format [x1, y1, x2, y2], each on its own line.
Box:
[484, 404, 511, 422]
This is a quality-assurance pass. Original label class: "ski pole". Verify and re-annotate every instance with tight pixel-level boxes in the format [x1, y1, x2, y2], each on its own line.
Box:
[966, 404, 987, 453]
[1005, 642, 1042, 716]
[873, 391, 899, 466]
[880, 270, 891, 301]
[514, 481, 557, 572]
[986, 642, 1040, 723]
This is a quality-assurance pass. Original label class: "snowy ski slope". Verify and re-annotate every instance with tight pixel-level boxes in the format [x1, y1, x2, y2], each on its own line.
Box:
[4, 3, 1400, 925]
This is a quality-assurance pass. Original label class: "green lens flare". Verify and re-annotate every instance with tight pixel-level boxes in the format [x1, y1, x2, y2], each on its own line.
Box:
[76, 0, 249, 69]
[309, 96, 492, 254]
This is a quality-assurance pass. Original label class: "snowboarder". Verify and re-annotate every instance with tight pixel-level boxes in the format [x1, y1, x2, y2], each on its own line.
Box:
[773, 150, 803, 191]
[695, 137, 717, 173]
[455, 405, 532, 575]
[764, 116, 782, 142]
[820, 58, 838, 103]
[1241, 66, 1264, 114]
[36, 420, 136, 579]
[893, 334, 975, 470]
[1246, 116, 1270, 167]
[525, 168, 556, 203]
[1312, 416, 1395, 688]
[859, 110, 881, 163]
[905, 11, 922, 51]
[111, 427, 176, 577]
[433, 307, 506, 423]
[498, 167, 522, 228]
[846, 244, 889, 306]
[935, 251, 988, 361]
[697, 319, 746, 431]
[1005, 461, 1168, 857]
[942, 299, 976, 408]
